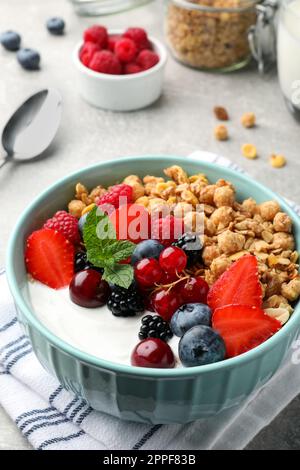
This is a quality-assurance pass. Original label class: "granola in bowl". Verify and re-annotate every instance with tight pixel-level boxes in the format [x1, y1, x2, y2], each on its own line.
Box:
[24, 165, 300, 369]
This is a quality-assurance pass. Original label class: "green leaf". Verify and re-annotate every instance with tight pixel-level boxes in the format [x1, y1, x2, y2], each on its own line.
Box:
[102, 264, 134, 289]
[82, 205, 136, 281]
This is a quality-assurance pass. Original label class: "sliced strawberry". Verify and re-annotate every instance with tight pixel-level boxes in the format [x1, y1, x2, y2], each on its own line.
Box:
[212, 304, 281, 358]
[207, 254, 262, 311]
[25, 229, 74, 289]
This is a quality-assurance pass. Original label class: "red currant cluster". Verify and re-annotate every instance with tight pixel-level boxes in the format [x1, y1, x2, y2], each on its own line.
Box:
[134, 246, 209, 322]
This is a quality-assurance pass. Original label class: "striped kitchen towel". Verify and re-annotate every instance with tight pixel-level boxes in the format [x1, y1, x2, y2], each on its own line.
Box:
[1, 151, 300, 450]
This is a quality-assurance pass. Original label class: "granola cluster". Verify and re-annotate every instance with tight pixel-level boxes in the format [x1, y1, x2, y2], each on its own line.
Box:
[165, 0, 256, 70]
[68, 165, 300, 319]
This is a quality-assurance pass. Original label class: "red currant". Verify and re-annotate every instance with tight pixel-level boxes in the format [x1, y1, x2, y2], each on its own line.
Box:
[135, 258, 163, 287]
[153, 289, 181, 321]
[131, 338, 175, 368]
[69, 269, 110, 308]
[159, 246, 187, 274]
[179, 276, 209, 304]
[160, 271, 179, 285]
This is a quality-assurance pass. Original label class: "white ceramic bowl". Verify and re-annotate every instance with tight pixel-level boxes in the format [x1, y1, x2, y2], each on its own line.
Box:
[73, 30, 168, 111]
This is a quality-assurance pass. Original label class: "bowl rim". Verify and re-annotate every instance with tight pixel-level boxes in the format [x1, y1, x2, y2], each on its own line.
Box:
[73, 29, 168, 81]
[6, 155, 300, 378]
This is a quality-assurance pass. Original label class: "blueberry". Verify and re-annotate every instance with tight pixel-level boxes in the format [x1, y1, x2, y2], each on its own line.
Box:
[46, 17, 65, 36]
[78, 212, 88, 236]
[171, 303, 212, 337]
[17, 48, 40, 70]
[0, 31, 21, 51]
[179, 325, 225, 367]
[131, 240, 164, 266]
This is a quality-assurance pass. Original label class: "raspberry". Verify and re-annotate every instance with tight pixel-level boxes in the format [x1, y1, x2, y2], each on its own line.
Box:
[97, 184, 133, 210]
[79, 41, 100, 67]
[123, 28, 150, 52]
[108, 34, 121, 52]
[83, 25, 108, 48]
[89, 50, 122, 75]
[43, 211, 80, 245]
[152, 216, 184, 247]
[114, 38, 137, 63]
[123, 62, 142, 74]
[136, 49, 159, 71]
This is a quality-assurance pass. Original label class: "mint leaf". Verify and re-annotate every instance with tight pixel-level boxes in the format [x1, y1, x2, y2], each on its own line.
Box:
[102, 264, 134, 290]
[82, 206, 136, 288]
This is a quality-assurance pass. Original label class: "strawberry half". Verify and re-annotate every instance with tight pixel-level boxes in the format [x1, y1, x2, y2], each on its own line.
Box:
[207, 254, 262, 311]
[212, 305, 281, 358]
[25, 229, 74, 289]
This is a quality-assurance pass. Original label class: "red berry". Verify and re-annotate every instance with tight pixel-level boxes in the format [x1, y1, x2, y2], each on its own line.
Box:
[160, 271, 179, 285]
[79, 41, 100, 67]
[109, 203, 150, 244]
[43, 210, 80, 245]
[69, 269, 110, 308]
[159, 246, 187, 274]
[142, 291, 156, 312]
[212, 305, 281, 358]
[114, 38, 137, 63]
[123, 62, 142, 74]
[131, 338, 175, 368]
[153, 289, 181, 322]
[135, 258, 163, 287]
[25, 229, 74, 289]
[89, 50, 122, 75]
[123, 27, 150, 52]
[136, 49, 159, 71]
[179, 277, 209, 304]
[207, 254, 262, 312]
[97, 184, 133, 211]
[83, 25, 108, 48]
[152, 215, 184, 247]
[108, 34, 121, 52]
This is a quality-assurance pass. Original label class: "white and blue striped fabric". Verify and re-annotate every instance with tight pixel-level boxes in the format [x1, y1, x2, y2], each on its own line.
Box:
[1, 152, 300, 450]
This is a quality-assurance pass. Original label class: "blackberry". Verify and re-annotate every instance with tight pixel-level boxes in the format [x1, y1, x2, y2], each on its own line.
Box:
[139, 315, 173, 342]
[74, 251, 103, 274]
[173, 232, 202, 266]
[107, 283, 144, 317]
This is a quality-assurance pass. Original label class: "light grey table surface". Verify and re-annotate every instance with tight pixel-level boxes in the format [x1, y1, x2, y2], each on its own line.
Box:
[0, 0, 300, 451]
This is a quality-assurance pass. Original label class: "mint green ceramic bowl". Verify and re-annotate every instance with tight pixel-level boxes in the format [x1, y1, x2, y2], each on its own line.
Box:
[6, 155, 300, 424]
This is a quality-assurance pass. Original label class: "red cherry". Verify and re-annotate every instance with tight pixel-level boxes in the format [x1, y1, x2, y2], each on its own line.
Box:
[135, 258, 163, 287]
[159, 246, 187, 274]
[69, 269, 110, 308]
[131, 338, 175, 368]
[179, 276, 209, 304]
[153, 289, 181, 321]
[109, 203, 150, 244]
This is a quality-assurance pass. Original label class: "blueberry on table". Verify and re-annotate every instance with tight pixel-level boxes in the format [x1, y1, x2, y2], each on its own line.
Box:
[171, 303, 212, 337]
[17, 48, 40, 70]
[179, 325, 225, 367]
[46, 17, 65, 35]
[131, 239, 164, 266]
[0, 31, 21, 51]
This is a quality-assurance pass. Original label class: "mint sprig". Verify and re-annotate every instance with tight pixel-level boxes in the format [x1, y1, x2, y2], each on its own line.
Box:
[83, 206, 135, 289]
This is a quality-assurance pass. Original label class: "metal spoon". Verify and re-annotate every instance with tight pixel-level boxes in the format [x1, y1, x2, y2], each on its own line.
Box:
[0, 88, 62, 169]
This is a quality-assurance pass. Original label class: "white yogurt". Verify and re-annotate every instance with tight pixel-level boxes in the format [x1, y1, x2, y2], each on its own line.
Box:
[26, 280, 180, 367]
[278, 0, 300, 110]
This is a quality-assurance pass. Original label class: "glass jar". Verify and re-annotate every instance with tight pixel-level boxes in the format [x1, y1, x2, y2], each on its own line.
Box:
[277, 0, 300, 120]
[165, 0, 258, 71]
[70, 0, 153, 16]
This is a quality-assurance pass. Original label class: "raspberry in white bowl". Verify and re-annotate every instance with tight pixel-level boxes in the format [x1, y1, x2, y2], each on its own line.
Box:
[73, 25, 167, 111]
